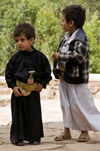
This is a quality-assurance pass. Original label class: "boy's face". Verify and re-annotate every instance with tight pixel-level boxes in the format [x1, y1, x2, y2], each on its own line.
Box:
[14, 33, 34, 52]
[60, 14, 72, 33]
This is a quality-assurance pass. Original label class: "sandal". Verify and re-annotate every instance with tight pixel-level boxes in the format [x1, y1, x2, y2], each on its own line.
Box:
[77, 133, 91, 142]
[54, 132, 71, 141]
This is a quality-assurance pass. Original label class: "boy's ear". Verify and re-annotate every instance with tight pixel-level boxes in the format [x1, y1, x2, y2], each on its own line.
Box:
[30, 37, 34, 44]
[70, 20, 74, 27]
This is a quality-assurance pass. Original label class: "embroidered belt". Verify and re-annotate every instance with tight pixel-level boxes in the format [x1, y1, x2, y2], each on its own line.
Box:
[16, 80, 38, 92]
[16, 71, 38, 96]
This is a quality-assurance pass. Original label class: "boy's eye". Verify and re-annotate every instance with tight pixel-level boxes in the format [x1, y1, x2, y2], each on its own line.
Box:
[21, 38, 25, 42]
[15, 40, 18, 43]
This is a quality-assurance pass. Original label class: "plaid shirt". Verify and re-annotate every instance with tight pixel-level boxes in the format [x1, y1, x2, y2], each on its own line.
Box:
[53, 28, 89, 84]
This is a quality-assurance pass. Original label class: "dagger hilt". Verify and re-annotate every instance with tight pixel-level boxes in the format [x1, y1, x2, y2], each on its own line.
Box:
[27, 71, 35, 84]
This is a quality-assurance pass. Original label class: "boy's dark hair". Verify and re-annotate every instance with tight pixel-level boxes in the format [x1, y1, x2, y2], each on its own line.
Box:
[13, 22, 36, 40]
[62, 5, 86, 28]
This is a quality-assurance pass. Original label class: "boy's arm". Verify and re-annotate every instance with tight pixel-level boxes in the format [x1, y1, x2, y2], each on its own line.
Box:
[5, 57, 16, 89]
[59, 38, 89, 64]
[40, 55, 52, 89]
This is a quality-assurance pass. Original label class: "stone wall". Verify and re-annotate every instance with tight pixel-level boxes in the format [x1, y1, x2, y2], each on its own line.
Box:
[0, 74, 100, 106]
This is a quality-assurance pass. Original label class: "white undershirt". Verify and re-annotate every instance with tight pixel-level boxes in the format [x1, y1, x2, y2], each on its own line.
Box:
[56, 29, 79, 69]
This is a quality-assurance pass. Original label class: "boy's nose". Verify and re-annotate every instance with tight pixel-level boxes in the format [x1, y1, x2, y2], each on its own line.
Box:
[60, 22, 62, 26]
[18, 41, 21, 45]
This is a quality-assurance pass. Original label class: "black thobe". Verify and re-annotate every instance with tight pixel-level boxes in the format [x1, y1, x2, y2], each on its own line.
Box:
[5, 47, 52, 143]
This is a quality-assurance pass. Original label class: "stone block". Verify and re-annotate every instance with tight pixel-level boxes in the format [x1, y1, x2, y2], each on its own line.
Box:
[0, 95, 11, 106]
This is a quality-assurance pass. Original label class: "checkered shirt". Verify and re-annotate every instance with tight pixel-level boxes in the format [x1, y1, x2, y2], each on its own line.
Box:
[56, 28, 89, 84]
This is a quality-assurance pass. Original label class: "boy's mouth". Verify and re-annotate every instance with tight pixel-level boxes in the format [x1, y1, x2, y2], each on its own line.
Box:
[19, 47, 23, 49]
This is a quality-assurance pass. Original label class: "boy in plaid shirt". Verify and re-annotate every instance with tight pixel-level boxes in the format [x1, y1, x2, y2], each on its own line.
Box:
[53, 5, 100, 142]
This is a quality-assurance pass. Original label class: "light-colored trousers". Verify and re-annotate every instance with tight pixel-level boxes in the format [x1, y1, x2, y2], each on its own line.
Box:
[59, 80, 100, 132]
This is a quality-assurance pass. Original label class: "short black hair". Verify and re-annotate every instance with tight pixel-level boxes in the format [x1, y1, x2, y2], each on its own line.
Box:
[13, 22, 36, 40]
[62, 5, 86, 28]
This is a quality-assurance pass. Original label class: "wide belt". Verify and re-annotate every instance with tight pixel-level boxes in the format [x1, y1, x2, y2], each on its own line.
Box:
[16, 71, 38, 96]
[16, 80, 38, 92]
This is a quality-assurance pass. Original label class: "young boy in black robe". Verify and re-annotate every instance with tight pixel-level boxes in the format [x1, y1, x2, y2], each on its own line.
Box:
[5, 22, 52, 146]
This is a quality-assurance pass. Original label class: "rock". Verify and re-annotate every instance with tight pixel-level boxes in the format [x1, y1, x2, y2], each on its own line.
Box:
[0, 95, 11, 106]
[0, 84, 12, 95]
[0, 76, 6, 85]
[41, 88, 56, 99]
[41, 84, 59, 100]
[89, 74, 100, 81]
[49, 79, 59, 86]
[94, 91, 100, 99]
[89, 87, 99, 94]
[1, 75, 100, 102]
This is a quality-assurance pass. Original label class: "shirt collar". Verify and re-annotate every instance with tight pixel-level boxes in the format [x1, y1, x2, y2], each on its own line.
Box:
[64, 28, 86, 43]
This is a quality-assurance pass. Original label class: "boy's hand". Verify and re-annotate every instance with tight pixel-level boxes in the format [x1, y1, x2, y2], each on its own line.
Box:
[13, 87, 22, 97]
[35, 83, 43, 92]
[52, 53, 59, 61]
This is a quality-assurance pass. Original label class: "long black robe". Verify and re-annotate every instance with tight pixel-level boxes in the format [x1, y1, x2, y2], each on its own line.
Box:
[5, 47, 52, 143]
